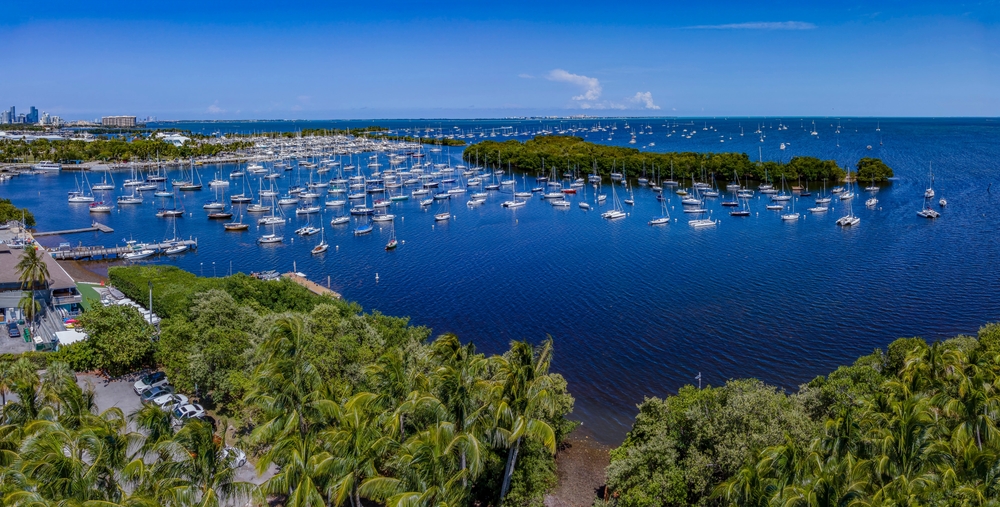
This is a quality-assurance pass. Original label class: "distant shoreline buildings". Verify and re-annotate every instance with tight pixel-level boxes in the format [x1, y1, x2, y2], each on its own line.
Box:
[1, 105, 62, 126]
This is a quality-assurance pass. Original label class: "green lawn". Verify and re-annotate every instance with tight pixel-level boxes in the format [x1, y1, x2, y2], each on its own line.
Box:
[76, 282, 101, 310]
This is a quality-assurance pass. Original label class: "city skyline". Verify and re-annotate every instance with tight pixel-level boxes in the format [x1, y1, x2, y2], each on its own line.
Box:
[2, 0, 998, 120]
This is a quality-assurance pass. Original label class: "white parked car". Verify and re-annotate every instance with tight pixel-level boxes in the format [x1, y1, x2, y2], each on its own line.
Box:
[219, 446, 247, 468]
[152, 393, 189, 411]
[140, 385, 174, 404]
[133, 372, 168, 395]
[172, 403, 206, 424]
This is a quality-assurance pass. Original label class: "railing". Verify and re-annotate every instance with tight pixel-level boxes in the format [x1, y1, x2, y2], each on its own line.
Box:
[51, 294, 82, 306]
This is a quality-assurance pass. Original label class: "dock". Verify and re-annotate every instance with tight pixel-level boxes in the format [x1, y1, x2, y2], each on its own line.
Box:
[34, 222, 114, 237]
[281, 272, 342, 299]
[49, 238, 198, 260]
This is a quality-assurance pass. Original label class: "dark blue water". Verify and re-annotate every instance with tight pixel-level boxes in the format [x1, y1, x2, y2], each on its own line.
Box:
[5, 117, 1000, 443]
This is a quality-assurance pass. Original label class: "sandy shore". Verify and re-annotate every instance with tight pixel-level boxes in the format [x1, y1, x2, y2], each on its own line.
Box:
[546, 427, 611, 507]
[56, 259, 108, 284]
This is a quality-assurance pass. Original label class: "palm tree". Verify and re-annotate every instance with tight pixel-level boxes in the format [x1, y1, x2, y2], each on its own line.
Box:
[321, 393, 392, 507]
[247, 316, 338, 507]
[432, 333, 488, 486]
[157, 419, 253, 507]
[362, 421, 471, 507]
[490, 338, 557, 504]
[15, 245, 49, 334]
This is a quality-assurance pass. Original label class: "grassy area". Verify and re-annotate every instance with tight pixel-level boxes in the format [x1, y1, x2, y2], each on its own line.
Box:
[76, 282, 102, 310]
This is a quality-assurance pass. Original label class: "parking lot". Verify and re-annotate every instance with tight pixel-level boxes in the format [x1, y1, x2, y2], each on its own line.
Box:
[79, 372, 275, 485]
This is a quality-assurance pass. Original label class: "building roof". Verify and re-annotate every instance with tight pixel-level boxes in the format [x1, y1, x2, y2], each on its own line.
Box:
[0, 247, 77, 291]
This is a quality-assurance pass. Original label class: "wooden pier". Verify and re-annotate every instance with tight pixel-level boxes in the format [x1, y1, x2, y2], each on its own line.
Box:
[49, 237, 198, 260]
[34, 222, 115, 237]
[281, 272, 342, 299]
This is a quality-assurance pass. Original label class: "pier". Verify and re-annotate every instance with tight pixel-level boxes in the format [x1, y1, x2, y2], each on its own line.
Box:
[34, 222, 115, 237]
[49, 238, 198, 260]
[281, 272, 342, 299]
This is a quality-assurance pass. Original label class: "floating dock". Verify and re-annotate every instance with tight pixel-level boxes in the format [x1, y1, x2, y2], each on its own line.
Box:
[34, 222, 114, 237]
[49, 238, 198, 260]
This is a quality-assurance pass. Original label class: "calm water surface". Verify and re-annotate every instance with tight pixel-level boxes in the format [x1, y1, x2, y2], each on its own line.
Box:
[5, 117, 999, 443]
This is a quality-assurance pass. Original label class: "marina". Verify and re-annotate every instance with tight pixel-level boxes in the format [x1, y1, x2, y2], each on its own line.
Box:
[3, 117, 999, 441]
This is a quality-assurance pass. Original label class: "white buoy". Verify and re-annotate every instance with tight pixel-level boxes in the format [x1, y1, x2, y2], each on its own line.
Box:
[375, 273, 379, 282]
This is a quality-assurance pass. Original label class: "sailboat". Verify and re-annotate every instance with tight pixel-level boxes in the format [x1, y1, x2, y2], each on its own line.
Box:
[836, 196, 860, 226]
[258, 223, 283, 243]
[435, 195, 452, 221]
[924, 163, 936, 198]
[173, 159, 203, 191]
[385, 219, 398, 250]
[163, 219, 189, 255]
[92, 171, 115, 191]
[648, 195, 670, 225]
[781, 196, 800, 221]
[68, 173, 95, 203]
[311, 217, 329, 254]
[601, 178, 626, 220]
[730, 195, 751, 216]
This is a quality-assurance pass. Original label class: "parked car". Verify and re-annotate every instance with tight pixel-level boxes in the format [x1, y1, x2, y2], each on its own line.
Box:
[140, 385, 174, 404]
[172, 403, 206, 424]
[219, 446, 247, 468]
[7, 324, 20, 339]
[133, 372, 168, 395]
[152, 393, 189, 412]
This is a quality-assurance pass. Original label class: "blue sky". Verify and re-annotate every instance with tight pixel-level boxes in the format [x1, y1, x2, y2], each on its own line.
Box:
[3, 1, 998, 119]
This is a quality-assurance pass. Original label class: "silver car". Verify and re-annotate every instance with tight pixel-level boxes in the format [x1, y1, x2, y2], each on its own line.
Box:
[140, 385, 174, 404]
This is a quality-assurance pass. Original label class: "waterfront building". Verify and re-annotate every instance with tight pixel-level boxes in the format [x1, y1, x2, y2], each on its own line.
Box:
[102, 115, 137, 127]
[0, 241, 82, 323]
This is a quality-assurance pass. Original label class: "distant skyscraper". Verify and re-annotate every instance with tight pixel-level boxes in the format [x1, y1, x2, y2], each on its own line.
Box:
[27, 106, 38, 124]
[0, 110, 9, 124]
[8, 106, 14, 123]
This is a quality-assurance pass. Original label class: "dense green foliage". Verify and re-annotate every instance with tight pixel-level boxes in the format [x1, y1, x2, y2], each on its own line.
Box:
[108, 265, 348, 319]
[0, 357, 251, 506]
[0, 137, 253, 163]
[608, 326, 1000, 507]
[462, 136, 868, 183]
[0, 197, 36, 226]
[607, 380, 816, 507]
[855, 157, 895, 183]
[92, 266, 576, 506]
[76, 304, 156, 376]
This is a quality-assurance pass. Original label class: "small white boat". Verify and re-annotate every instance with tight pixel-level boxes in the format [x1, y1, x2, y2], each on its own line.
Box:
[781, 212, 800, 221]
[295, 206, 321, 215]
[866, 197, 878, 208]
[258, 234, 283, 244]
[807, 206, 829, 213]
[579, 202, 590, 210]
[326, 200, 346, 207]
[917, 207, 940, 219]
[688, 218, 717, 228]
[123, 249, 156, 260]
[164, 244, 189, 255]
[89, 202, 112, 213]
[836, 215, 860, 227]
[258, 216, 285, 225]
[330, 217, 350, 226]
[939, 198, 947, 207]
[601, 210, 626, 220]
[434, 212, 451, 221]
[295, 226, 321, 236]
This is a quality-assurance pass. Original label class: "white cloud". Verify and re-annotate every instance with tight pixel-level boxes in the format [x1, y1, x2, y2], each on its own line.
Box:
[686, 21, 816, 30]
[630, 91, 661, 110]
[518, 73, 535, 79]
[547, 69, 602, 101]
[207, 101, 225, 114]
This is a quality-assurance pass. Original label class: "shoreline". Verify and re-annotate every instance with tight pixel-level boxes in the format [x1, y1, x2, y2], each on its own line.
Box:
[546, 426, 611, 506]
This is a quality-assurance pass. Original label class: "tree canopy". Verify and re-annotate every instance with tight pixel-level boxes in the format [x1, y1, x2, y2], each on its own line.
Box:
[607, 326, 1000, 507]
[461, 136, 871, 183]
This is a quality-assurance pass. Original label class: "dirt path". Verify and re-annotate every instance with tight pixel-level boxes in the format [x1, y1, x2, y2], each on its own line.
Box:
[546, 428, 611, 507]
